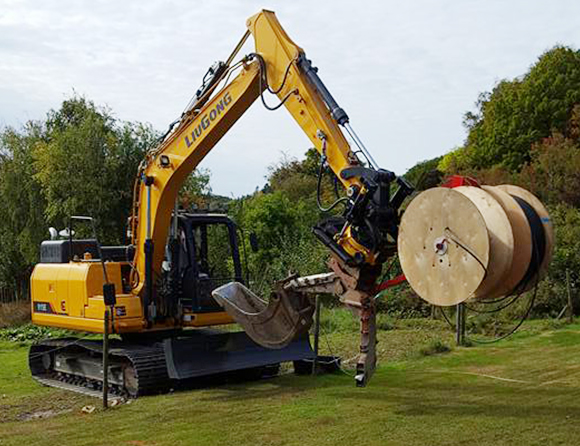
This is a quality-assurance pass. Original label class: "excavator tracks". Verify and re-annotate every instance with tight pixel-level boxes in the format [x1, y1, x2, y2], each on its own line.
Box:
[28, 332, 314, 398]
[29, 338, 170, 398]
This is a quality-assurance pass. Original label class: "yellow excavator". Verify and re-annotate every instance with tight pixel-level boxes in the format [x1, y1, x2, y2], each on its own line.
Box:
[29, 10, 414, 396]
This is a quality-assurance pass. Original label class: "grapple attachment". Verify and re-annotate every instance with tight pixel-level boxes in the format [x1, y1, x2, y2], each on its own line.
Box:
[212, 281, 315, 349]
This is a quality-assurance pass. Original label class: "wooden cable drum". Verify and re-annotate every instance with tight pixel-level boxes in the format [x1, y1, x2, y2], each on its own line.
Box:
[480, 186, 532, 298]
[398, 184, 553, 306]
[397, 187, 490, 306]
[496, 185, 554, 292]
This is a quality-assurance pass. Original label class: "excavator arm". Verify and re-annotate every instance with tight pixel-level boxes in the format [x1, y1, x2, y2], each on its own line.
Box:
[129, 10, 413, 385]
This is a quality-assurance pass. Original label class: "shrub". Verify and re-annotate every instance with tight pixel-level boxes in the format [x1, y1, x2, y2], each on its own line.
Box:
[0, 301, 31, 328]
[419, 339, 452, 356]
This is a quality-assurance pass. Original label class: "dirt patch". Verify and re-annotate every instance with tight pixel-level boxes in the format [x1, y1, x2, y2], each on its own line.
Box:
[17, 408, 72, 421]
[1, 391, 94, 423]
[315, 415, 337, 425]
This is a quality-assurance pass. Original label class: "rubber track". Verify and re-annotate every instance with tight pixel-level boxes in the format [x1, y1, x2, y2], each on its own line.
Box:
[29, 338, 170, 398]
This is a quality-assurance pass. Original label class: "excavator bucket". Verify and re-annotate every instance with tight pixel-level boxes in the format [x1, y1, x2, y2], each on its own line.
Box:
[212, 281, 315, 349]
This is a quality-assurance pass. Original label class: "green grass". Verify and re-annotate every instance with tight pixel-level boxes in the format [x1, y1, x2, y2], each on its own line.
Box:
[1, 317, 580, 445]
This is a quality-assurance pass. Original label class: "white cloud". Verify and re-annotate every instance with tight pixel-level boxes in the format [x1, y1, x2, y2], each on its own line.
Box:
[1, 0, 579, 195]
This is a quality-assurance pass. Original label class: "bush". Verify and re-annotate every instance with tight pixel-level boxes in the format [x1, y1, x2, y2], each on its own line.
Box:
[376, 287, 432, 318]
[0, 301, 31, 328]
[419, 339, 452, 356]
[0, 323, 72, 342]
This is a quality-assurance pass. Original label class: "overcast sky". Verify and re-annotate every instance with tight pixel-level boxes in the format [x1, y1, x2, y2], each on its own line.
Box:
[1, 0, 579, 196]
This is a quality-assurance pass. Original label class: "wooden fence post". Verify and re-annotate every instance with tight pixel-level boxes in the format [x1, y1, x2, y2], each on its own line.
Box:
[567, 269, 574, 324]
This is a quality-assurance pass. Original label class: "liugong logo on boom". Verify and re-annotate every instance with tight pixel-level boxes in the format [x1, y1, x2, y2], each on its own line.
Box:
[184, 92, 233, 148]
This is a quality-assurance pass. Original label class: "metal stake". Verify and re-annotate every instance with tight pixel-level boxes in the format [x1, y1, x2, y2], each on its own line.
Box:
[567, 269, 574, 324]
[312, 296, 321, 374]
[456, 302, 466, 346]
[103, 308, 109, 409]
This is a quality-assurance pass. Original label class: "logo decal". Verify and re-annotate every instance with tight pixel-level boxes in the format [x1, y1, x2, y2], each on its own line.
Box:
[184, 92, 233, 148]
[34, 302, 54, 314]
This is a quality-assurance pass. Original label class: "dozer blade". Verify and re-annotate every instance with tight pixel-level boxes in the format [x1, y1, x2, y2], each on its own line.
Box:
[164, 329, 313, 380]
[212, 281, 315, 349]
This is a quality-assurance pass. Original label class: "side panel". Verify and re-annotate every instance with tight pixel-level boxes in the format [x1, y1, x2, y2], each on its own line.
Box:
[31, 260, 233, 332]
[31, 263, 71, 318]
[31, 261, 144, 333]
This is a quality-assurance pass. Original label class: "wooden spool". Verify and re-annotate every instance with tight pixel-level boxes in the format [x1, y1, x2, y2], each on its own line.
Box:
[453, 186, 514, 300]
[397, 187, 490, 306]
[496, 185, 555, 291]
[398, 184, 553, 306]
[481, 186, 532, 297]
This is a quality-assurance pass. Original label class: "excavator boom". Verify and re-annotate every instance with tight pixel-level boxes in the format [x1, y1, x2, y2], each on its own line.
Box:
[123, 10, 411, 385]
[130, 10, 377, 302]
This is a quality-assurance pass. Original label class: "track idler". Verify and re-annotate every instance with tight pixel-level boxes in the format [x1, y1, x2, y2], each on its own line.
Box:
[212, 277, 315, 349]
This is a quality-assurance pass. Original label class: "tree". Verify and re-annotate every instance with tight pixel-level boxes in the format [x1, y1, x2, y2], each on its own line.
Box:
[519, 137, 580, 207]
[0, 123, 47, 293]
[235, 191, 308, 264]
[0, 95, 158, 292]
[445, 46, 580, 173]
[178, 168, 212, 210]
[266, 149, 319, 202]
[403, 156, 443, 191]
[32, 97, 157, 243]
[231, 148, 349, 295]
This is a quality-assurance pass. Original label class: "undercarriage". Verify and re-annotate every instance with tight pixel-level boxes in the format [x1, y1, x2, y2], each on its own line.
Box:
[29, 330, 313, 398]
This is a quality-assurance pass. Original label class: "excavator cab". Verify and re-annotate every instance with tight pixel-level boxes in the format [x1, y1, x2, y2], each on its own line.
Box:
[172, 213, 245, 314]
[170, 213, 316, 350]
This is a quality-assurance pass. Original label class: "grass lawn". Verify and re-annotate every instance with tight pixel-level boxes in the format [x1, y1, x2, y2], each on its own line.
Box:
[1, 316, 580, 446]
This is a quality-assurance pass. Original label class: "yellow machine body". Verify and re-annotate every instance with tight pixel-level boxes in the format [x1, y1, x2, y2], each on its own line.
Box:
[31, 260, 233, 333]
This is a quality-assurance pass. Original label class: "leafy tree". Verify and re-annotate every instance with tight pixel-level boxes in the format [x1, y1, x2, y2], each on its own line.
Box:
[178, 168, 212, 210]
[234, 191, 312, 264]
[231, 188, 327, 296]
[0, 95, 158, 293]
[266, 149, 321, 202]
[403, 156, 443, 190]
[444, 46, 580, 173]
[517, 105, 580, 207]
[0, 123, 47, 292]
[32, 97, 157, 243]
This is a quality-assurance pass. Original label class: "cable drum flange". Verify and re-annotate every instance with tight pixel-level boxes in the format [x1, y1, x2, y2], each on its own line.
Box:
[397, 187, 490, 306]
[480, 186, 532, 298]
[496, 184, 554, 292]
[453, 186, 514, 300]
